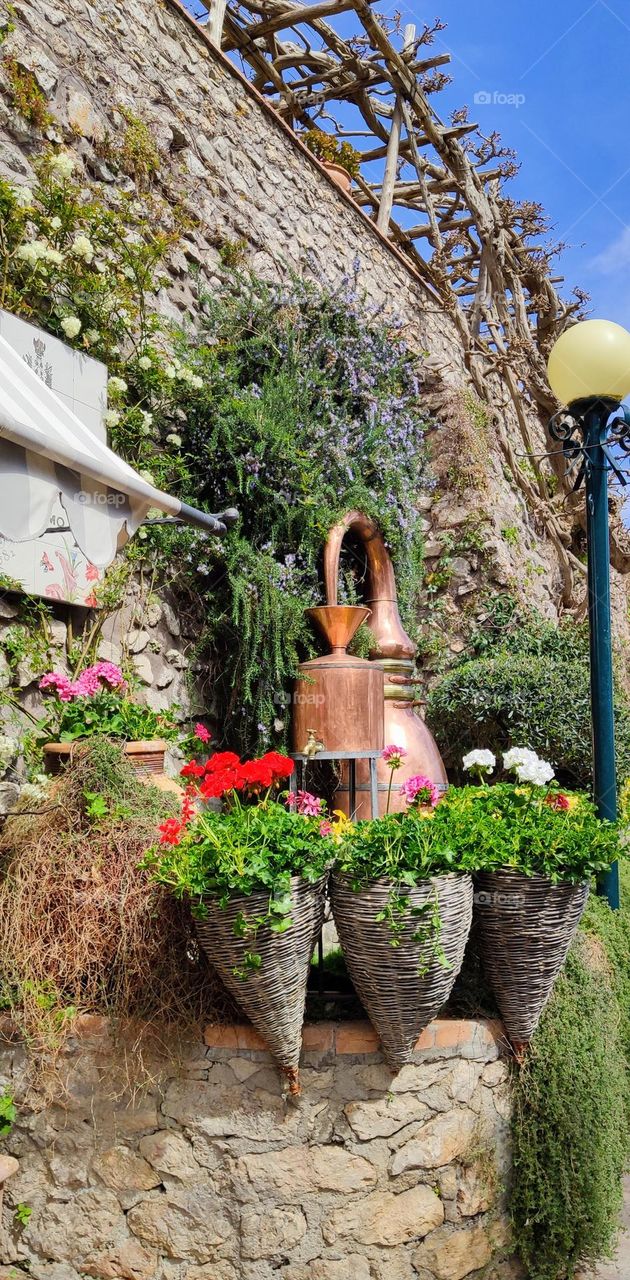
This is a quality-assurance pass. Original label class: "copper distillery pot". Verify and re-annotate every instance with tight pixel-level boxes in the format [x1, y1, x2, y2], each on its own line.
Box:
[291, 605, 384, 756]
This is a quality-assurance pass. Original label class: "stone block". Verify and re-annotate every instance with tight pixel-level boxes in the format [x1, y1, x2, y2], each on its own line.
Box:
[324, 1184, 443, 1246]
[240, 1207, 307, 1259]
[234, 1144, 377, 1200]
[413, 1222, 494, 1280]
[391, 1109, 477, 1174]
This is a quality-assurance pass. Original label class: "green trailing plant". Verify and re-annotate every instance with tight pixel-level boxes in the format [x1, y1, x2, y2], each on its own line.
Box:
[511, 927, 628, 1280]
[3, 56, 53, 129]
[302, 128, 361, 178]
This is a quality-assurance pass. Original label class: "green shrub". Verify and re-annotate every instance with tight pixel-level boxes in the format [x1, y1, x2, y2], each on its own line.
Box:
[426, 617, 630, 788]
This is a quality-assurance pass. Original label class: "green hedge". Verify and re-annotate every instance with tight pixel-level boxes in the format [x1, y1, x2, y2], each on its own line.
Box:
[426, 618, 630, 788]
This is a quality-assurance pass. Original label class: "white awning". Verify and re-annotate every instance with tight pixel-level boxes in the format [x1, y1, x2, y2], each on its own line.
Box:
[0, 333, 235, 568]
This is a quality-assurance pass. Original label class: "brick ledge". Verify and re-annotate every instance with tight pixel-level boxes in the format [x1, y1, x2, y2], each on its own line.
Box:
[203, 1017, 505, 1058]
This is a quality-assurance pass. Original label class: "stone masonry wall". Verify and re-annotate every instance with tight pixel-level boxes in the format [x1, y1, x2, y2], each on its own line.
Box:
[3, 0, 627, 671]
[0, 1017, 520, 1280]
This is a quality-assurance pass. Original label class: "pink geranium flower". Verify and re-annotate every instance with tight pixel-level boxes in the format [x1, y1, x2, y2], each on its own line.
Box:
[285, 790, 324, 817]
[382, 744, 407, 769]
[195, 722, 211, 744]
[400, 774, 440, 808]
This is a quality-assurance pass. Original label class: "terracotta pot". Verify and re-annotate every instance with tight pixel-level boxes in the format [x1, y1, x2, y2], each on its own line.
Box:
[43, 739, 182, 796]
[323, 161, 352, 194]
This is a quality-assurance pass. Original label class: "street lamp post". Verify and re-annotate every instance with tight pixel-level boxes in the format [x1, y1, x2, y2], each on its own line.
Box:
[547, 318, 630, 910]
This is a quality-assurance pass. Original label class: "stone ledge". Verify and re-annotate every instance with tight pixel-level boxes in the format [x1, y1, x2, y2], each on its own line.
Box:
[203, 1017, 505, 1063]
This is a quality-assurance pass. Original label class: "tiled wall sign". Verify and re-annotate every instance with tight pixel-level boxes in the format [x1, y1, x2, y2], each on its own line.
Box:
[0, 312, 108, 606]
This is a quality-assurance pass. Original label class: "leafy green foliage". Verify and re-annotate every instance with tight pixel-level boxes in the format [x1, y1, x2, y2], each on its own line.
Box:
[511, 931, 627, 1279]
[49, 689, 180, 744]
[303, 128, 361, 177]
[427, 615, 630, 787]
[14, 1203, 32, 1227]
[442, 783, 620, 883]
[0, 1087, 16, 1137]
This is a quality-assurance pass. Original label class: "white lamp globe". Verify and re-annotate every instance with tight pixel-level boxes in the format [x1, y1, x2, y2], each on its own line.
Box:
[547, 319, 630, 406]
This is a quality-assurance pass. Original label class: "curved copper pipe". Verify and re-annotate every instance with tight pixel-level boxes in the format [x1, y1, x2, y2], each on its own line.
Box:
[323, 510, 415, 660]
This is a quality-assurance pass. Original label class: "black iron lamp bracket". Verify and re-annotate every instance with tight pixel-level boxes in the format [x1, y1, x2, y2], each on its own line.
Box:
[548, 399, 630, 491]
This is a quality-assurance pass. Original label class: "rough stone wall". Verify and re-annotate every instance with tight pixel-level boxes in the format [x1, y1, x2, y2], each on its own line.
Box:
[1, 0, 621, 667]
[0, 1017, 520, 1280]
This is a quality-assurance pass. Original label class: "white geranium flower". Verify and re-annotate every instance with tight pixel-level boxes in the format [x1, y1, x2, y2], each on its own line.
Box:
[108, 376, 128, 396]
[164, 364, 177, 379]
[514, 758, 555, 786]
[50, 216, 62, 230]
[462, 749, 496, 773]
[44, 247, 64, 265]
[103, 409, 120, 428]
[138, 355, 152, 370]
[72, 233, 94, 263]
[503, 747, 539, 771]
[49, 151, 75, 180]
[189, 374, 203, 390]
[60, 316, 81, 339]
[166, 432, 182, 447]
[141, 411, 153, 428]
[85, 329, 99, 344]
[13, 185, 34, 208]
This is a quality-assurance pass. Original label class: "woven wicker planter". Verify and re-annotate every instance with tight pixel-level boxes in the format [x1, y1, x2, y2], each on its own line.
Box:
[43, 739, 182, 796]
[331, 872, 473, 1070]
[195, 874, 327, 1091]
[475, 870, 589, 1053]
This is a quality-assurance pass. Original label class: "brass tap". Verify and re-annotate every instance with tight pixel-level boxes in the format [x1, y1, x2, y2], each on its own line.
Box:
[303, 728, 325, 758]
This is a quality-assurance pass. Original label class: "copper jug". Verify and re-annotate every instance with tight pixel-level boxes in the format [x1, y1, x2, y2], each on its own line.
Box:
[291, 605, 384, 757]
[324, 511, 447, 815]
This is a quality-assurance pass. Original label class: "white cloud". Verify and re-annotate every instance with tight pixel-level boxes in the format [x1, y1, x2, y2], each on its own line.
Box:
[590, 226, 630, 274]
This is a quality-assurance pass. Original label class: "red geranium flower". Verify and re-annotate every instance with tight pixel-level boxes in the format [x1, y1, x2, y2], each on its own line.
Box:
[159, 818, 183, 846]
[240, 759, 275, 788]
[180, 760, 205, 779]
[544, 792, 571, 811]
[204, 751, 241, 774]
[200, 766, 244, 799]
[259, 751, 295, 779]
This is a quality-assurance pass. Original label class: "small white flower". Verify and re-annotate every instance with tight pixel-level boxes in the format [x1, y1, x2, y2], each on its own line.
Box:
[189, 374, 203, 390]
[13, 185, 34, 208]
[107, 376, 128, 396]
[462, 749, 496, 773]
[49, 151, 75, 180]
[141, 411, 153, 428]
[16, 239, 47, 267]
[50, 216, 62, 230]
[85, 329, 99, 344]
[72, 233, 94, 263]
[166, 432, 182, 447]
[103, 409, 120, 428]
[164, 363, 177, 379]
[60, 316, 81, 339]
[138, 355, 152, 370]
[139, 469, 155, 485]
[44, 246, 64, 265]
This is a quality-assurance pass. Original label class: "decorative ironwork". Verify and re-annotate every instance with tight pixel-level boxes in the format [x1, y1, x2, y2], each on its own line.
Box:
[548, 403, 630, 491]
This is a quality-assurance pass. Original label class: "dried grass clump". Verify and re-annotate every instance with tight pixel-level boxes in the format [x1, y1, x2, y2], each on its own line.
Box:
[0, 739, 235, 1066]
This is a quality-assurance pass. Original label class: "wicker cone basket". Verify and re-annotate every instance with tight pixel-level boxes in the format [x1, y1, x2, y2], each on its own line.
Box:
[331, 872, 473, 1070]
[475, 870, 589, 1054]
[195, 874, 327, 1092]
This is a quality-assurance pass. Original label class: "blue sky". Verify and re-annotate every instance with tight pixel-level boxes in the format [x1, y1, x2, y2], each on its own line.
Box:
[184, 0, 630, 327]
[393, 0, 630, 327]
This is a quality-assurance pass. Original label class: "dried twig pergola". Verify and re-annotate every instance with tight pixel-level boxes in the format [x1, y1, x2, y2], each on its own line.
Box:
[185, 0, 630, 598]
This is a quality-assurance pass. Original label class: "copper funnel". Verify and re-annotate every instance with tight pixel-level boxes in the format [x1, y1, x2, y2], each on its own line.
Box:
[307, 605, 371, 655]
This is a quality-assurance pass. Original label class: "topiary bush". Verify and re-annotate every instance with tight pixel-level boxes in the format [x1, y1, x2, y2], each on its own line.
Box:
[426, 615, 630, 788]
